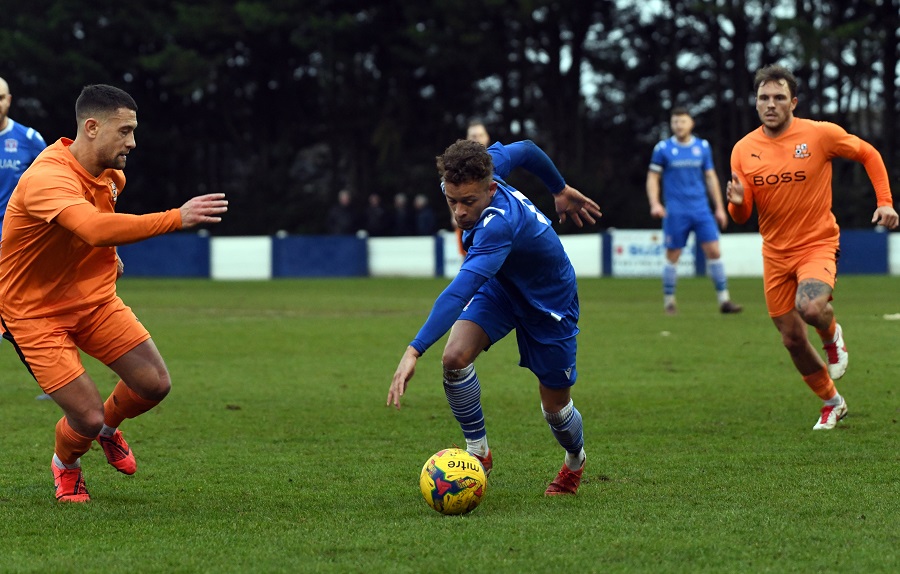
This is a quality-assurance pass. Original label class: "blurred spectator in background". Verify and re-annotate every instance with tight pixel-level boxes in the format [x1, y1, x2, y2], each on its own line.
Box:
[392, 192, 414, 236]
[413, 193, 435, 236]
[328, 189, 358, 235]
[365, 193, 389, 237]
[466, 120, 490, 148]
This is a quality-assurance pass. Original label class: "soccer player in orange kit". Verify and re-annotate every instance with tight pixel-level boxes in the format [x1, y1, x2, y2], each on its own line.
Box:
[727, 65, 898, 430]
[0, 84, 228, 501]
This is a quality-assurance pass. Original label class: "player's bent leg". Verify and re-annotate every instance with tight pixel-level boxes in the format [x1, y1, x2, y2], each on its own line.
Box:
[795, 279, 846, 379]
[21, 336, 103, 501]
[773, 312, 826, 374]
[52, 402, 100, 503]
[540, 386, 585, 495]
[97, 340, 171, 474]
[774, 312, 849, 429]
[443, 321, 493, 474]
[442, 363, 490, 476]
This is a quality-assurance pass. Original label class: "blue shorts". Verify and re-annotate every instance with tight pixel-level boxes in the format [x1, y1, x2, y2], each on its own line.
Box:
[460, 279, 579, 389]
[663, 210, 719, 250]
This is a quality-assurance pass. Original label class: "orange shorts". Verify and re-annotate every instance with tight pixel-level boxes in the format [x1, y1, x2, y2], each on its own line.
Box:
[763, 245, 838, 317]
[2, 297, 150, 393]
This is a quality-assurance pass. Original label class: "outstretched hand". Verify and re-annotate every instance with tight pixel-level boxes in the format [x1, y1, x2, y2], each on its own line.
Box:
[180, 193, 228, 229]
[387, 346, 420, 410]
[554, 185, 602, 227]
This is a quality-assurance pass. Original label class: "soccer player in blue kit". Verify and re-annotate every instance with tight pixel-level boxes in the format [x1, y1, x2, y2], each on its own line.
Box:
[387, 139, 602, 495]
[0, 76, 46, 229]
[646, 108, 741, 315]
[0, 77, 47, 398]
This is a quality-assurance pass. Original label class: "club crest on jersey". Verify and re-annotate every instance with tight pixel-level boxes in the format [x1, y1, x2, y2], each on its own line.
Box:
[793, 143, 810, 159]
[4, 139, 18, 153]
[109, 180, 118, 202]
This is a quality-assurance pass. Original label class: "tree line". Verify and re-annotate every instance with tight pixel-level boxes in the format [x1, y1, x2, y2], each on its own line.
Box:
[2, 0, 897, 235]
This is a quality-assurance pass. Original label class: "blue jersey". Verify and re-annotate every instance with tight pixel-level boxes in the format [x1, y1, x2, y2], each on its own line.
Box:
[460, 178, 575, 320]
[411, 141, 576, 354]
[0, 119, 46, 217]
[648, 136, 714, 213]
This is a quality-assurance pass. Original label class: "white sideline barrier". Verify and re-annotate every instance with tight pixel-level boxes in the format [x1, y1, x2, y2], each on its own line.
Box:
[368, 237, 435, 277]
[610, 230, 764, 278]
[204, 232, 884, 280]
[889, 234, 900, 275]
[441, 231, 465, 279]
[441, 232, 603, 278]
[211, 236, 272, 280]
[610, 229, 694, 277]
[718, 234, 764, 277]
[560, 234, 603, 277]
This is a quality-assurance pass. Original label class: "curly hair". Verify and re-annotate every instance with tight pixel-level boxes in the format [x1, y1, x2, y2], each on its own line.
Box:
[754, 64, 799, 99]
[436, 139, 493, 186]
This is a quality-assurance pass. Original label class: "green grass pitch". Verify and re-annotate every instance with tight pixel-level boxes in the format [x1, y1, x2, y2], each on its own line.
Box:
[0, 276, 897, 573]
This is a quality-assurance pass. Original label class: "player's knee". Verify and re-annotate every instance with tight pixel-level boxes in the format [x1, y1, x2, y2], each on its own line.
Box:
[540, 384, 572, 414]
[148, 372, 172, 401]
[796, 299, 826, 326]
[71, 410, 105, 437]
[441, 351, 469, 372]
[665, 250, 682, 264]
[133, 368, 171, 401]
[441, 344, 476, 371]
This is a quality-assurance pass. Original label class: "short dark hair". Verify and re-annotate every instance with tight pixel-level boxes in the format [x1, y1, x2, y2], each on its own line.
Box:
[436, 139, 493, 185]
[671, 107, 691, 118]
[75, 84, 137, 123]
[754, 65, 799, 99]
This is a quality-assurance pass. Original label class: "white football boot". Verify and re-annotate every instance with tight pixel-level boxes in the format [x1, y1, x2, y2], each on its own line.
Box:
[813, 397, 848, 430]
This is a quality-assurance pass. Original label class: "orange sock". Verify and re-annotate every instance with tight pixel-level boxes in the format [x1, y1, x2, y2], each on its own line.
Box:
[103, 380, 161, 428]
[802, 367, 837, 400]
[816, 317, 837, 342]
[55, 417, 94, 465]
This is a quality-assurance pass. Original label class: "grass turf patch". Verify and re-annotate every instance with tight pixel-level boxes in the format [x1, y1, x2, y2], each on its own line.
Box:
[0, 276, 897, 573]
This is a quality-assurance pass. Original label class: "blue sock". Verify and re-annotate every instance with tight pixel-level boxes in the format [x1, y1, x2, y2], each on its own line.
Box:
[663, 263, 677, 296]
[542, 400, 584, 469]
[708, 258, 727, 292]
[443, 364, 486, 443]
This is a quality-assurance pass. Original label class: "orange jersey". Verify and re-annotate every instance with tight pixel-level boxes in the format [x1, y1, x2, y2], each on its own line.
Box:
[729, 118, 892, 257]
[0, 138, 181, 319]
